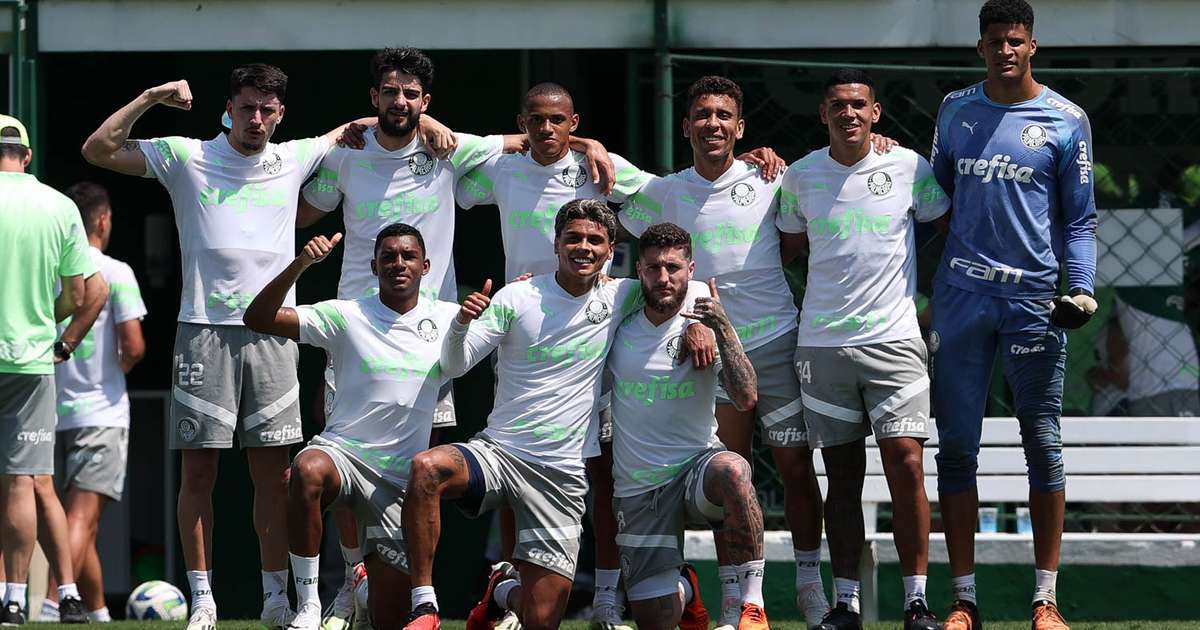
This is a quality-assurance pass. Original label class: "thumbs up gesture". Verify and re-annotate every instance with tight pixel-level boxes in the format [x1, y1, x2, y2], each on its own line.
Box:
[457, 278, 493, 325]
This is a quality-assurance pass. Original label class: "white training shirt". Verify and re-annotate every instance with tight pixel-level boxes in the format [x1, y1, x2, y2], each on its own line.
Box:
[440, 275, 644, 475]
[302, 129, 503, 300]
[140, 134, 330, 325]
[619, 161, 798, 351]
[55, 247, 148, 431]
[297, 295, 459, 488]
[607, 280, 724, 497]
[1114, 294, 1200, 400]
[455, 150, 652, 281]
[778, 147, 950, 347]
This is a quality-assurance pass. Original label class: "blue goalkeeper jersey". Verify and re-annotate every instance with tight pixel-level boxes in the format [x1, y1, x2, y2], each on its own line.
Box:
[931, 81, 1097, 299]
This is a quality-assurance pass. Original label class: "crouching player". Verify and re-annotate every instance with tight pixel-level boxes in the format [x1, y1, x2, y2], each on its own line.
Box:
[243, 223, 460, 630]
[608, 223, 767, 630]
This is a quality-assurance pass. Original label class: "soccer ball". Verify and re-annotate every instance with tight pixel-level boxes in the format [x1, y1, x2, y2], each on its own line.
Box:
[126, 580, 188, 620]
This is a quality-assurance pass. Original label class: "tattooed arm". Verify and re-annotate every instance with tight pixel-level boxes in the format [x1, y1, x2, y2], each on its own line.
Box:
[681, 278, 758, 411]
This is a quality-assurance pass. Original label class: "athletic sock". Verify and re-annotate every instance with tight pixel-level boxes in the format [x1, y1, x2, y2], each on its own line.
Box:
[262, 569, 290, 610]
[39, 599, 59, 621]
[593, 568, 620, 609]
[718, 565, 741, 623]
[290, 553, 321, 608]
[736, 560, 766, 607]
[87, 607, 111, 622]
[411, 586, 438, 612]
[493, 579, 520, 611]
[1032, 569, 1058, 605]
[834, 577, 861, 614]
[4, 583, 26, 608]
[340, 545, 363, 567]
[677, 575, 694, 605]
[187, 570, 215, 611]
[902, 574, 928, 606]
[952, 573, 977, 605]
[794, 547, 823, 587]
[57, 583, 80, 600]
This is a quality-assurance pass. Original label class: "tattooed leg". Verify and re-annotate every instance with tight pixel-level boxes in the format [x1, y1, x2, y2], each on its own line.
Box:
[704, 452, 764, 566]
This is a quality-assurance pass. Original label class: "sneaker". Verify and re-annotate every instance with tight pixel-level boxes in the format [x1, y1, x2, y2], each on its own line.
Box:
[186, 607, 217, 630]
[678, 564, 709, 630]
[943, 600, 982, 630]
[402, 603, 439, 630]
[1, 602, 26, 626]
[351, 565, 370, 630]
[737, 603, 769, 630]
[34, 601, 57, 624]
[58, 597, 88, 624]
[494, 610, 521, 630]
[1031, 601, 1069, 630]
[814, 602, 862, 630]
[588, 602, 632, 630]
[796, 582, 831, 629]
[903, 600, 939, 630]
[261, 604, 296, 630]
[288, 603, 322, 630]
[323, 562, 365, 630]
[466, 562, 519, 630]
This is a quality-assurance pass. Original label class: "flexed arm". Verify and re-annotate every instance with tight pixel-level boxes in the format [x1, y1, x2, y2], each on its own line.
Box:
[82, 80, 193, 176]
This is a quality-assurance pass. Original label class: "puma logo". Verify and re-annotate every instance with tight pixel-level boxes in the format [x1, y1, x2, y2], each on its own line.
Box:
[961, 121, 978, 134]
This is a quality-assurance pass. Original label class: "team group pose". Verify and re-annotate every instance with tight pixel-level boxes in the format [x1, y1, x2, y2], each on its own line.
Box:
[0, 0, 1099, 629]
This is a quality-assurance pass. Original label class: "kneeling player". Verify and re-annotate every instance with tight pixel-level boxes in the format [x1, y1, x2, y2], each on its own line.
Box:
[608, 223, 767, 630]
[243, 224, 459, 630]
[778, 69, 949, 630]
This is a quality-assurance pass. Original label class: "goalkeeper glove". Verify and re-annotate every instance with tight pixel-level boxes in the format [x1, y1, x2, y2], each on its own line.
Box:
[1050, 288, 1098, 329]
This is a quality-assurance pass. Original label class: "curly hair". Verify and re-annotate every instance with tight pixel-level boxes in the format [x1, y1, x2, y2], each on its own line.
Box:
[554, 199, 616, 243]
[371, 47, 435, 92]
[979, 0, 1034, 34]
[638, 222, 692, 260]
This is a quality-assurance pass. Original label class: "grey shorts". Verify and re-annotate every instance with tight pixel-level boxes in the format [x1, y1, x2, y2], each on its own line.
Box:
[304, 436, 409, 572]
[458, 437, 589, 579]
[795, 337, 931, 449]
[170, 323, 303, 449]
[0, 374, 56, 475]
[325, 360, 456, 429]
[1128, 389, 1200, 417]
[55, 427, 128, 501]
[716, 329, 807, 448]
[615, 448, 725, 596]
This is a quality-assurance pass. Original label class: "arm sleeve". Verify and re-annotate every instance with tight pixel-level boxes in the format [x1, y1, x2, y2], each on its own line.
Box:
[109, 262, 148, 323]
[138, 137, 194, 182]
[1057, 116, 1099, 293]
[301, 149, 346, 213]
[287, 136, 334, 181]
[455, 154, 501, 209]
[440, 289, 516, 378]
[605, 153, 655, 203]
[617, 175, 668, 238]
[776, 167, 808, 234]
[296, 301, 348, 351]
[58, 206, 96, 278]
[912, 154, 951, 222]
[450, 133, 504, 179]
[929, 99, 956, 198]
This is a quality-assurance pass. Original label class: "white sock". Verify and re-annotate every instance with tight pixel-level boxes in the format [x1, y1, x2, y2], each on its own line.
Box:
[952, 573, 977, 605]
[902, 575, 928, 606]
[262, 569, 290, 609]
[4, 583, 26, 608]
[57, 583, 80, 600]
[677, 575, 694, 605]
[794, 548, 822, 586]
[88, 607, 111, 622]
[718, 565, 741, 624]
[834, 577, 861, 614]
[40, 599, 59, 621]
[340, 545, 363, 567]
[187, 570, 215, 611]
[736, 560, 766, 608]
[411, 586, 438, 611]
[1033, 569, 1058, 605]
[494, 579, 520, 611]
[290, 553, 321, 608]
[593, 568, 620, 609]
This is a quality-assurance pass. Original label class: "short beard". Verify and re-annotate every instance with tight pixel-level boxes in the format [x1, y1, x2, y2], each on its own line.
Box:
[378, 110, 418, 138]
[645, 290, 683, 315]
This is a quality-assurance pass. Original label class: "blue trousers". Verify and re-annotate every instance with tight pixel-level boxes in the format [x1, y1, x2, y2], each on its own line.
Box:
[931, 282, 1067, 494]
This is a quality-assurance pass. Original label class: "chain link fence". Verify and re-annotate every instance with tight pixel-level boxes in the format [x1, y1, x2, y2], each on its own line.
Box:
[649, 49, 1200, 532]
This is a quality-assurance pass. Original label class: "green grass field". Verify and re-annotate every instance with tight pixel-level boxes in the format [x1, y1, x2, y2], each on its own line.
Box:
[29, 621, 1200, 630]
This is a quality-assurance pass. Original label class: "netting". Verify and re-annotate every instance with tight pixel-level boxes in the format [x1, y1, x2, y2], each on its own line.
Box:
[652, 49, 1200, 531]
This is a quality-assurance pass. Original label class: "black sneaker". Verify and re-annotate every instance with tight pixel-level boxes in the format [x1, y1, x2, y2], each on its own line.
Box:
[815, 602, 862, 630]
[58, 596, 89, 624]
[0, 601, 25, 626]
[903, 599, 939, 630]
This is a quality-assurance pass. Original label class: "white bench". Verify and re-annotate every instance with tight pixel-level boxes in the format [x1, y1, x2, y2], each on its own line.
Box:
[686, 416, 1200, 620]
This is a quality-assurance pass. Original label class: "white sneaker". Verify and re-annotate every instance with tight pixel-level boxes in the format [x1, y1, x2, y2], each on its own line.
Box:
[287, 603, 322, 630]
[187, 607, 217, 630]
[350, 565, 370, 630]
[495, 610, 522, 630]
[321, 563, 361, 630]
[261, 603, 296, 630]
[795, 582, 830, 629]
[588, 602, 632, 630]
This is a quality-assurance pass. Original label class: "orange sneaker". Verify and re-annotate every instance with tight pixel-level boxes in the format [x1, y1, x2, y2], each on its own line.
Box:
[679, 564, 710, 630]
[943, 600, 982, 630]
[737, 602, 769, 630]
[466, 562, 519, 630]
[402, 603, 440, 630]
[1031, 601, 1069, 630]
